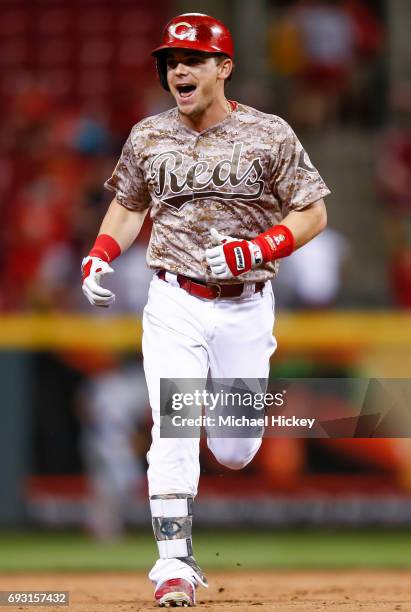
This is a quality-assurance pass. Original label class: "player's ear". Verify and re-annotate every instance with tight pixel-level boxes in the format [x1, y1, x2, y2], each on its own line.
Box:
[216, 56, 233, 82]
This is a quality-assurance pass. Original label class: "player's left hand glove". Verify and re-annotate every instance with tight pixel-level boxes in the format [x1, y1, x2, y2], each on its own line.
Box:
[205, 228, 263, 279]
[205, 225, 296, 280]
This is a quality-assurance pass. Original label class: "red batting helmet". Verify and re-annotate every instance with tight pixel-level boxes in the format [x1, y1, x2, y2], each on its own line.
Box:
[152, 13, 234, 91]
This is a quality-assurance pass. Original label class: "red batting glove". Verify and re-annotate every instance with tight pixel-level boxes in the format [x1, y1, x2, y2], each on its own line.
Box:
[205, 229, 263, 279]
[206, 226, 295, 280]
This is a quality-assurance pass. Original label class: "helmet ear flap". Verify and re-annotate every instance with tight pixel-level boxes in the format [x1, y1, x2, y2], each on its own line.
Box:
[156, 55, 170, 91]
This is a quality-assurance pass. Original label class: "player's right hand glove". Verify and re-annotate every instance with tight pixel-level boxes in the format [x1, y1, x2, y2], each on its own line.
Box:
[81, 256, 115, 307]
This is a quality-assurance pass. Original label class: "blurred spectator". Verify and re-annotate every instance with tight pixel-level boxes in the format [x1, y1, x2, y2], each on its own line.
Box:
[78, 357, 149, 540]
[274, 227, 350, 308]
[390, 246, 411, 308]
[0, 0, 171, 312]
[377, 83, 411, 307]
[0, 76, 161, 311]
[105, 244, 155, 314]
[341, 0, 385, 126]
[268, 0, 384, 130]
[377, 83, 411, 212]
[343, 0, 383, 58]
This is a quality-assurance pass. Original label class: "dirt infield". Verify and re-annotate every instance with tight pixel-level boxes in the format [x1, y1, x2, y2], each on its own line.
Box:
[1, 570, 411, 611]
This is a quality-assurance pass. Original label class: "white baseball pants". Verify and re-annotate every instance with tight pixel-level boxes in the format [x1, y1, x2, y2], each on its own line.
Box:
[143, 272, 277, 495]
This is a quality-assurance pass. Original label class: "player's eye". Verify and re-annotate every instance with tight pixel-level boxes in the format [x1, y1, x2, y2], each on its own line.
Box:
[166, 56, 204, 70]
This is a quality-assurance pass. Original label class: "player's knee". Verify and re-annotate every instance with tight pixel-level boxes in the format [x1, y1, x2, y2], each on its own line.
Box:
[220, 455, 251, 470]
[208, 441, 260, 471]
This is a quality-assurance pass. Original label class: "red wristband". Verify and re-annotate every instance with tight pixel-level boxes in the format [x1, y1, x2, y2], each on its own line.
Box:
[89, 234, 121, 262]
[252, 224, 295, 262]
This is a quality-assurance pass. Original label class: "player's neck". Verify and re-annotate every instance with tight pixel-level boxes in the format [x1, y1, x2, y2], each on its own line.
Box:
[178, 97, 232, 133]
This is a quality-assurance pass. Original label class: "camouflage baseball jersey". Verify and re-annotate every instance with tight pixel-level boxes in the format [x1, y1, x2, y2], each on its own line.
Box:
[104, 103, 330, 283]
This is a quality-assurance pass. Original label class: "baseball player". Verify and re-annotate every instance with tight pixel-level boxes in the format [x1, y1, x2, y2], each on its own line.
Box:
[82, 13, 330, 607]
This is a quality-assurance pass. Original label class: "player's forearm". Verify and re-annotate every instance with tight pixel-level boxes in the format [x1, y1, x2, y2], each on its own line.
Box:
[86, 198, 148, 263]
[249, 199, 327, 264]
[97, 198, 149, 253]
[82, 199, 149, 306]
[206, 199, 327, 278]
[281, 199, 327, 250]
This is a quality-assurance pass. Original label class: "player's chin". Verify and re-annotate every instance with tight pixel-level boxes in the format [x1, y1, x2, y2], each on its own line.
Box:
[176, 100, 197, 115]
[178, 104, 197, 117]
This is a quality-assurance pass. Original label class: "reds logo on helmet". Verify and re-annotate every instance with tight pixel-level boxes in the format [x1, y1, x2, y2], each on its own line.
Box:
[169, 21, 197, 41]
[151, 13, 234, 91]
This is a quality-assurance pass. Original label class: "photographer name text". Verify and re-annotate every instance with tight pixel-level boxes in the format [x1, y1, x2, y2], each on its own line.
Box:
[170, 415, 315, 428]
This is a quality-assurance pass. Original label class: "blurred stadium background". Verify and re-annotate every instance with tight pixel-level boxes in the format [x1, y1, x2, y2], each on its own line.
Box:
[1, 0, 411, 573]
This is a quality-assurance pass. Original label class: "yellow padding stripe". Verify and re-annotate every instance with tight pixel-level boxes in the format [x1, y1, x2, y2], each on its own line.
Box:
[0, 312, 410, 349]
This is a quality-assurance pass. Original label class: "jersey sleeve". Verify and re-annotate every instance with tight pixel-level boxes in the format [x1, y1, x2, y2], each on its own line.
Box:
[104, 130, 151, 211]
[271, 122, 331, 214]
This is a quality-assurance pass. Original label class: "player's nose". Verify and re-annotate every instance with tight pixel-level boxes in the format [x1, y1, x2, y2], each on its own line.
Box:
[175, 62, 189, 75]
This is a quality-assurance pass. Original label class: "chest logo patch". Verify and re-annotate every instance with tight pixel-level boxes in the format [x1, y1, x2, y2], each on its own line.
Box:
[150, 142, 264, 210]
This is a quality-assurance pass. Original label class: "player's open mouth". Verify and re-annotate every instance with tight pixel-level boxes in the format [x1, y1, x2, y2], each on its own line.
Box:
[176, 84, 197, 101]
